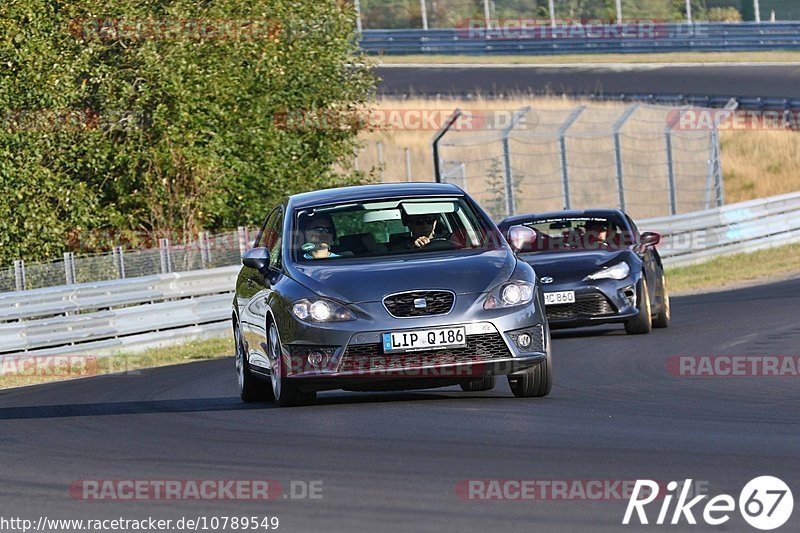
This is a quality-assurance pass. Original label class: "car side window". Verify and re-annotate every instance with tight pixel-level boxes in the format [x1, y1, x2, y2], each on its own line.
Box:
[625, 215, 641, 241]
[255, 207, 279, 249]
[261, 207, 284, 269]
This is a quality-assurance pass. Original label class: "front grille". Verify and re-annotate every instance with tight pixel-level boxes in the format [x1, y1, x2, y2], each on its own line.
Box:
[546, 293, 616, 320]
[338, 333, 510, 372]
[383, 290, 455, 318]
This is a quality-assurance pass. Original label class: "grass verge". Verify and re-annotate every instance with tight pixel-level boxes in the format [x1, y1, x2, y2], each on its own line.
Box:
[0, 336, 231, 390]
[666, 243, 800, 294]
[376, 51, 800, 65]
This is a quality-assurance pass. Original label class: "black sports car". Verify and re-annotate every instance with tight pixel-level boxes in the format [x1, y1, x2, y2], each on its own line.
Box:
[498, 209, 670, 334]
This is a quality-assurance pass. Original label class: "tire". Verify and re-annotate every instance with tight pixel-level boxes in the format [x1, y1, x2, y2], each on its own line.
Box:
[268, 321, 316, 407]
[625, 277, 652, 335]
[234, 319, 272, 403]
[652, 274, 671, 329]
[508, 328, 552, 398]
[459, 376, 496, 392]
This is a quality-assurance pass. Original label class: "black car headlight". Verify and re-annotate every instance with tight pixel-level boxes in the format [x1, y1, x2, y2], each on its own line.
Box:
[484, 280, 535, 309]
[584, 262, 631, 281]
[291, 298, 356, 323]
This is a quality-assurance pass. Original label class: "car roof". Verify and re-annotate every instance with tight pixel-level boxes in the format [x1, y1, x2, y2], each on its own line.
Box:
[288, 182, 464, 210]
[499, 208, 627, 228]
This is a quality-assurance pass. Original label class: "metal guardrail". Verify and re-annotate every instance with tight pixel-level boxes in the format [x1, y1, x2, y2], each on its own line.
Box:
[0, 266, 238, 356]
[361, 22, 800, 55]
[1, 191, 798, 357]
[640, 191, 800, 267]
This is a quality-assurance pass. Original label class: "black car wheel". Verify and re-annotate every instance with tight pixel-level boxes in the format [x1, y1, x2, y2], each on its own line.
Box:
[459, 376, 496, 392]
[652, 274, 671, 329]
[268, 322, 316, 407]
[625, 277, 652, 335]
[235, 320, 272, 402]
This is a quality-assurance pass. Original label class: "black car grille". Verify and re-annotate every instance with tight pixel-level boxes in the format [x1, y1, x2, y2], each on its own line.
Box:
[338, 333, 510, 373]
[383, 290, 455, 318]
[546, 293, 616, 320]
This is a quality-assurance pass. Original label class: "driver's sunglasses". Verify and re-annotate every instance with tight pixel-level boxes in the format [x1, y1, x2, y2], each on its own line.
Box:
[410, 216, 436, 225]
[310, 226, 333, 233]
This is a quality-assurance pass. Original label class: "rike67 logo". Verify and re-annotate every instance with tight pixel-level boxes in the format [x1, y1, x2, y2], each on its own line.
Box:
[623, 476, 794, 530]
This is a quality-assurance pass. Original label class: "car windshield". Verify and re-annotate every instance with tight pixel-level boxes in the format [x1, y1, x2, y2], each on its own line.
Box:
[515, 216, 633, 252]
[292, 196, 500, 261]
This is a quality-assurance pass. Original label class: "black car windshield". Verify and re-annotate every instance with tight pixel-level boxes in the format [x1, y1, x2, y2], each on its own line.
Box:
[515, 216, 633, 252]
[293, 197, 500, 261]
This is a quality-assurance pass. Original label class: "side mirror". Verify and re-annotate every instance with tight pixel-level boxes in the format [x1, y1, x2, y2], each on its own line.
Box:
[242, 247, 270, 272]
[506, 225, 536, 253]
[639, 232, 661, 247]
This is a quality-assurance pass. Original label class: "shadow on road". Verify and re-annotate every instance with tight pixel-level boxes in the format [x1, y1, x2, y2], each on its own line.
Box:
[551, 327, 622, 340]
[0, 388, 549, 418]
[0, 397, 263, 420]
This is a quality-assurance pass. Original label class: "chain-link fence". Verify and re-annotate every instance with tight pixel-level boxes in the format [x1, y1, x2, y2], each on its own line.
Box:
[2, 227, 254, 293]
[433, 104, 723, 220]
[355, 0, 762, 30]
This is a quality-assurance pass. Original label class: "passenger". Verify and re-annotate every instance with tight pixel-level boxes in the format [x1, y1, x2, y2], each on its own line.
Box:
[299, 213, 340, 259]
[584, 219, 612, 249]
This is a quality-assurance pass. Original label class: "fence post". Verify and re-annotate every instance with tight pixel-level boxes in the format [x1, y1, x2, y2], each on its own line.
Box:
[14, 260, 25, 291]
[483, 0, 491, 30]
[376, 141, 385, 182]
[501, 106, 531, 218]
[113, 246, 126, 279]
[237, 226, 248, 256]
[432, 108, 462, 183]
[405, 147, 412, 182]
[159, 238, 172, 274]
[557, 106, 585, 210]
[710, 128, 725, 207]
[64, 252, 75, 285]
[199, 231, 210, 269]
[354, 0, 362, 32]
[664, 109, 687, 216]
[547, 0, 556, 28]
[612, 104, 639, 212]
[420, 0, 428, 30]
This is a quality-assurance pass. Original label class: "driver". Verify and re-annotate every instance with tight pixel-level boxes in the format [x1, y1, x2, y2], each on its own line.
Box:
[391, 213, 439, 250]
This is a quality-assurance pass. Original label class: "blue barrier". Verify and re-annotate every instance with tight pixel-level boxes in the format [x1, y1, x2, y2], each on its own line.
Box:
[377, 90, 800, 112]
[360, 22, 800, 55]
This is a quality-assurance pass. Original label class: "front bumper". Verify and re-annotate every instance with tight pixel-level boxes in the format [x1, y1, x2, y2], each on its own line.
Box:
[276, 294, 549, 389]
[542, 278, 640, 329]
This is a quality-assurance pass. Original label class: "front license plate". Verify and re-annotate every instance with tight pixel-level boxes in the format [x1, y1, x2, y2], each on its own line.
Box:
[544, 291, 576, 306]
[383, 326, 467, 353]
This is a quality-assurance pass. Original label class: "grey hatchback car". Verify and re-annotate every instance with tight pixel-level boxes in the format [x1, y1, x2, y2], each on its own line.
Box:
[232, 183, 552, 406]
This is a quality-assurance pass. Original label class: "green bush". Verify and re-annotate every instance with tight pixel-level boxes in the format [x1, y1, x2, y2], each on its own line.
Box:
[0, 0, 375, 265]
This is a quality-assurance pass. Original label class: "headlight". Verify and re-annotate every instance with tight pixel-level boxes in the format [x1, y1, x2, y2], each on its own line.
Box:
[585, 262, 631, 281]
[292, 298, 356, 323]
[484, 280, 535, 309]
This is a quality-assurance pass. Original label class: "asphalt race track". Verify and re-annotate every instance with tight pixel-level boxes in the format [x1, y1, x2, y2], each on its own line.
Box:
[1, 277, 798, 532]
[376, 63, 800, 99]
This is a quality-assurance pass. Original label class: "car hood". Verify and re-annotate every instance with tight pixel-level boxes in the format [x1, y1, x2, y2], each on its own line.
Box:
[520, 249, 632, 280]
[291, 249, 515, 304]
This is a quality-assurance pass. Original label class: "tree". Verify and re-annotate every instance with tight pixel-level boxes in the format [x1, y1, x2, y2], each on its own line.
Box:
[0, 0, 376, 264]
